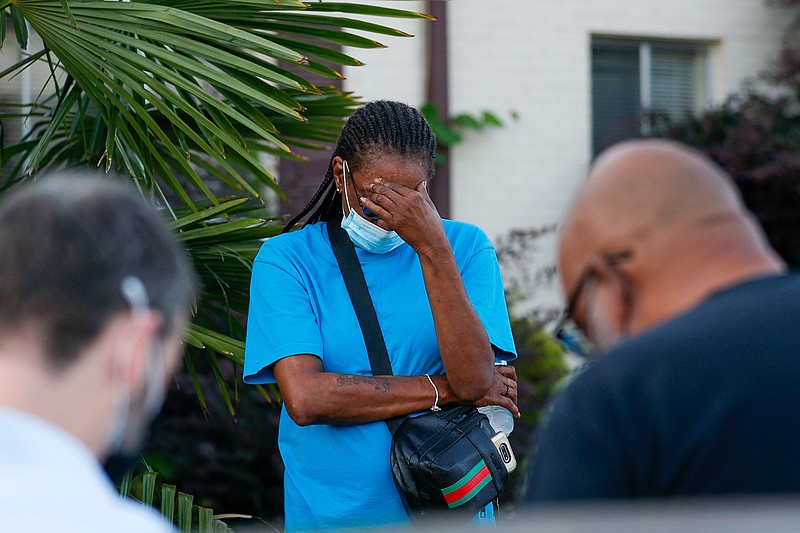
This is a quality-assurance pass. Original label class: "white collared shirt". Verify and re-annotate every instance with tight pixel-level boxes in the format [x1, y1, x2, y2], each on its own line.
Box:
[0, 407, 175, 532]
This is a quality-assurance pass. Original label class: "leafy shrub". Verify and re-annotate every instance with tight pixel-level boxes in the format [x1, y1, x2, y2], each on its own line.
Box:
[144, 357, 284, 530]
[666, 87, 800, 267]
[494, 226, 570, 509]
[665, 1, 800, 267]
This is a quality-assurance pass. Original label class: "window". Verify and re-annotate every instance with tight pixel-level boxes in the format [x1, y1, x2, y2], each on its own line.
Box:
[591, 38, 710, 156]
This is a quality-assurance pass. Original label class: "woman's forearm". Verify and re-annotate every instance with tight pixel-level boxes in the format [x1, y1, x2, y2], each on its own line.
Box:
[417, 244, 494, 402]
[274, 355, 456, 426]
[275, 355, 519, 426]
[359, 179, 495, 400]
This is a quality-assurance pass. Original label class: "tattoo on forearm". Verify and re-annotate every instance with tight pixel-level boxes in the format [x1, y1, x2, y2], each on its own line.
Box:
[336, 375, 391, 393]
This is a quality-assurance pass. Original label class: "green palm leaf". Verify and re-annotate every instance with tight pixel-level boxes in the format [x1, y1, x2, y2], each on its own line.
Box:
[1, 0, 431, 416]
[2, 0, 426, 204]
[120, 460, 238, 532]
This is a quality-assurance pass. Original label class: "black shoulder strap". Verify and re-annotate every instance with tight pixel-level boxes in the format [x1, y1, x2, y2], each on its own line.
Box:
[327, 220, 394, 377]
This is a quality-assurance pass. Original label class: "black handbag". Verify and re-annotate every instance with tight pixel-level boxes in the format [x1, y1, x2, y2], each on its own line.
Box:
[327, 221, 509, 521]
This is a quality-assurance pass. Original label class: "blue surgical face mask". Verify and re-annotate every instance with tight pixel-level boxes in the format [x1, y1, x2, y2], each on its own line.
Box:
[340, 160, 404, 254]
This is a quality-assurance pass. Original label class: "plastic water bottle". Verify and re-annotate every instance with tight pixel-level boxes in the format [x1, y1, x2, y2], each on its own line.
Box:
[478, 360, 515, 435]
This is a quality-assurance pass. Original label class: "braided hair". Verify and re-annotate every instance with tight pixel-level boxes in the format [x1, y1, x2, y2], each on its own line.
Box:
[282, 100, 437, 232]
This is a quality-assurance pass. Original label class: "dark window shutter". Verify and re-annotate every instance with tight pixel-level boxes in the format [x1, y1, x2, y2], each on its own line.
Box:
[592, 41, 641, 156]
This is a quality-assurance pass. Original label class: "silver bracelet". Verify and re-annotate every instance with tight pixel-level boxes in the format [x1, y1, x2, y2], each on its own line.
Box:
[424, 373, 442, 412]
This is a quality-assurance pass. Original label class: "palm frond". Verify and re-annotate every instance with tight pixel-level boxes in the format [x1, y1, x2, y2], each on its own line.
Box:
[4, 0, 427, 205]
[0, 0, 431, 415]
[120, 460, 238, 532]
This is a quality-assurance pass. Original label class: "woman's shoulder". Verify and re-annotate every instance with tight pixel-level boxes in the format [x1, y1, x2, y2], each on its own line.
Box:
[254, 222, 329, 264]
[442, 219, 493, 250]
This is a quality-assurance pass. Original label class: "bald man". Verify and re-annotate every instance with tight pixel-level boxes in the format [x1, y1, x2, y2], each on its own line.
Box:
[524, 139, 800, 501]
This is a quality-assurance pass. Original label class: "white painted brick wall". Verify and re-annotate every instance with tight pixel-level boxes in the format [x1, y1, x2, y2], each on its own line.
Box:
[343, 1, 791, 236]
[343, 0, 792, 308]
[448, 0, 790, 242]
[342, 1, 429, 107]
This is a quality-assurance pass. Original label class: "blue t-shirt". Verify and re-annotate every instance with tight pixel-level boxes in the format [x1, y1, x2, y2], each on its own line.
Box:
[244, 220, 516, 531]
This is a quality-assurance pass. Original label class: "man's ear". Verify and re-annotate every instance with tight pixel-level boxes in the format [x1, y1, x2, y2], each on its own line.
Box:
[332, 156, 344, 193]
[110, 311, 163, 388]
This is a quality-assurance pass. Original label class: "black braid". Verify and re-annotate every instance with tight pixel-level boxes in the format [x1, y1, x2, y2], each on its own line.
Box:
[282, 100, 437, 233]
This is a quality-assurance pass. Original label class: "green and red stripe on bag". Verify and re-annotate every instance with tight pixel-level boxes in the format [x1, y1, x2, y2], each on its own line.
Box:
[441, 459, 494, 508]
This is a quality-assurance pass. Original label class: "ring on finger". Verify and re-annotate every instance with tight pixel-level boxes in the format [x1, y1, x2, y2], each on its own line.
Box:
[504, 384, 510, 397]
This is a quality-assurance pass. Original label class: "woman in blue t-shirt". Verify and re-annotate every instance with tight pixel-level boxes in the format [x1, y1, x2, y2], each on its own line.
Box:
[244, 100, 518, 531]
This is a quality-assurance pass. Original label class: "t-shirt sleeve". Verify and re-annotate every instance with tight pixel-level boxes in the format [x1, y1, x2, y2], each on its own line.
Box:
[524, 366, 630, 501]
[460, 241, 517, 360]
[243, 245, 323, 384]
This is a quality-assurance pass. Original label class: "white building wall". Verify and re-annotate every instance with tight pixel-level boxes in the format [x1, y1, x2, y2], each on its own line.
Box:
[342, 1, 429, 107]
[345, 0, 791, 234]
[447, 0, 790, 240]
[1, 31, 56, 142]
[344, 0, 791, 308]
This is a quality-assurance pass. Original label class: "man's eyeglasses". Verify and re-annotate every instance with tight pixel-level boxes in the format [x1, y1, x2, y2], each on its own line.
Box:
[553, 250, 633, 357]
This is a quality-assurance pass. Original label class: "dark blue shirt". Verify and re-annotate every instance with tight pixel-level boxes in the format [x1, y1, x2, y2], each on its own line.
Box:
[526, 273, 800, 501]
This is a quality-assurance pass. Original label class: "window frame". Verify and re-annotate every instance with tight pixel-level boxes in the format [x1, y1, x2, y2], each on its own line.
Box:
[591, 36, 713, 154]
